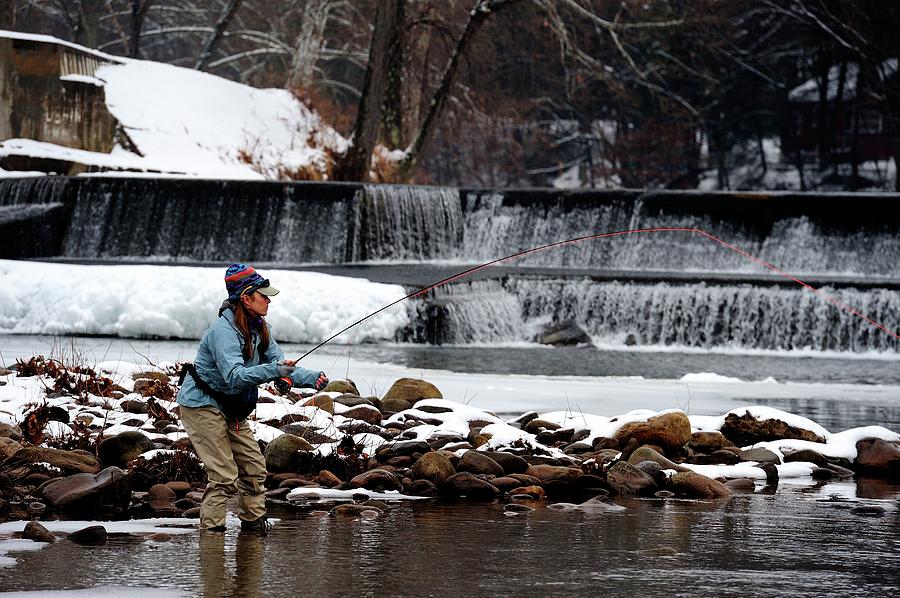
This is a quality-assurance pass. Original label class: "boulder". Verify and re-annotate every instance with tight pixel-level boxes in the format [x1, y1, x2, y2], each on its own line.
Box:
[524, 465, 581, 492]
[668, 472, 733, 499]
[410, 452, 456, 485]
[132, 371, 170, 383]
[442, 472, 500, 500]
[605, 462, 657, 496]
[341, 405, 383, 425]
[458, 451, 505, 477]
[307, 395, 334, 415]
[330, 503, 377, 518]
[613, 411, 692, 454]
[509, 485, 545, 499]
[22, 521, 55, 543]
[537, 320, 592, 346]
[41, 467, 131, 518]
[0, 423, 22, 441]
[97, 431, 155, 468]
[349, 469, 403, 492]
[279, 424, 338, 445]
[264, 434, 313, 473]
[317, 470, 342, 488]
[627, 446, 690, 472]
[0, 437, 22, 460]
[854, 438, 900, 478]
[165, 481, 191, 497]
[783, 449, 829, 467]
[148, 483, 177, 512]
[687, 431, 734, 453]
[405, 479, 439, 496]
[738, 448, 781, 464]
[724, 478, 757, 493]
[6, 446, 100, 475]
[68, 525, 108, 546]
[380, 397, 411, 414]
[322, 379, 359, 395]
[382, 378, 442, 405]
[481, 451, 529, 474]
[575, 495, 626, 513]
[720, 411, 825, 447]
[524, 419, 561, 435]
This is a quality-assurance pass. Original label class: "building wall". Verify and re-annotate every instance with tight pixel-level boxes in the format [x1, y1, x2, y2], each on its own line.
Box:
[1, 37, 118, 158]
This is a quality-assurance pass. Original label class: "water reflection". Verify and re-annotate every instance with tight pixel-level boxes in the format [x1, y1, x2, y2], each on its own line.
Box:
[198, 531, 264, 598]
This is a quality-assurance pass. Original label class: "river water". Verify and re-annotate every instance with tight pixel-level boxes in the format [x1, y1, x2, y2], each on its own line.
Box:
[1, 335, 899, 596]
[1, 481, 898, 597]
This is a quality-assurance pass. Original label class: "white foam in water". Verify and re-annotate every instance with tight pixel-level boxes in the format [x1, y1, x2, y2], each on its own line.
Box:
[0, 260, 408, 343]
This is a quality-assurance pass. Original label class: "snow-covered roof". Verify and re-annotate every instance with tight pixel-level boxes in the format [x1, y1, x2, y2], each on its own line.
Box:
[0, 30, 347, 180]
[788, 58, 898, 103]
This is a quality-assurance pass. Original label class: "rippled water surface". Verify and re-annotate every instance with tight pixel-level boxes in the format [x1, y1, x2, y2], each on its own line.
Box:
[2, 481, 898, 598]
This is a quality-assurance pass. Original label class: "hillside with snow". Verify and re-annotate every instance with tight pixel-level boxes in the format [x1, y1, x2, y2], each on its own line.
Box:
[0, 31, 347, 180]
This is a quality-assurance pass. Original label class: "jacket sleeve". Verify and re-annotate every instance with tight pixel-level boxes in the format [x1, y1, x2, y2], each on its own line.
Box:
[290, 365, 322, 388]
[210, 327, 280, 390]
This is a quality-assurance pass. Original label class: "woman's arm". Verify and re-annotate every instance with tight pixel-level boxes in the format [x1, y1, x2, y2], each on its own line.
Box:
[265, 334, 323, 388]
[211, 328, 282, 390]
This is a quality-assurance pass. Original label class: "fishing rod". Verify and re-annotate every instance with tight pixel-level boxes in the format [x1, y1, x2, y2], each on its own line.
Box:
[294, 226, 900, 363]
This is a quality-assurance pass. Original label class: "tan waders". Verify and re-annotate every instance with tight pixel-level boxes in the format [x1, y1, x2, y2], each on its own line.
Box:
[179, 405, 267, 530]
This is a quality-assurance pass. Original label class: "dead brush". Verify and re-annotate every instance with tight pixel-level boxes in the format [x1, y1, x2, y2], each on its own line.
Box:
[128, 449, 206, 488]
[16, 356, 118, 398]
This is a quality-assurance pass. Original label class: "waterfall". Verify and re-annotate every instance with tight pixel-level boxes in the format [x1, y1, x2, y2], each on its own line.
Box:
[400, 276, 899, 351]
[347, 184, 463, 261]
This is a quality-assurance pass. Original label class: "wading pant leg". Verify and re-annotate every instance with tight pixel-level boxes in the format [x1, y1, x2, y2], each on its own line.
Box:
[180, 405, 238, 529]
[227, 420, 268, 522]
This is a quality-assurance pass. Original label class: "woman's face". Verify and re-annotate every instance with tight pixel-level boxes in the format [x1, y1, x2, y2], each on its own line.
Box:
[242, 290, 271, 317]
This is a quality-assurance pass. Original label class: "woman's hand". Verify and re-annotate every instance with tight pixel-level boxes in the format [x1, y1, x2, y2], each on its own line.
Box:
[315, 372, 329, 391]
[282, 359, 297, 366]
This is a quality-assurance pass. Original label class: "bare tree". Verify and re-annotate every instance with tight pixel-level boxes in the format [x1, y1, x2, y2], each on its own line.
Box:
[128, 0, 155, 57]
[195, 0, 243, 70]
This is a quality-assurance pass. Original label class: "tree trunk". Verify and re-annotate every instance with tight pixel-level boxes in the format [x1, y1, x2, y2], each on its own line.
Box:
[286, 0, 332, 92]
[0, 0, 13, 29]
[380, 1, 406, 149]
[75, 0, 104, 49]
[129, 0, 154, 58]
[334, 0, 402, 181]
[195, 0, 243, 70]
[396, 0, 521, 181]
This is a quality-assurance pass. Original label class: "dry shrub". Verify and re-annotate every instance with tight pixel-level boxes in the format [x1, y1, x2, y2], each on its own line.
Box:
[129, 449, 206, 489]
[16, 356, 118, 398]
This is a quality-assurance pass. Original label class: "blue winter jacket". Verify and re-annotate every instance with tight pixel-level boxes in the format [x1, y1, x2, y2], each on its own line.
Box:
[176, 305, 320, 412]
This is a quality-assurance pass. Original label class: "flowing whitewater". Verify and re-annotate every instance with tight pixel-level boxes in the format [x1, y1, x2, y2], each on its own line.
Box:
[2, 176, 899, 352]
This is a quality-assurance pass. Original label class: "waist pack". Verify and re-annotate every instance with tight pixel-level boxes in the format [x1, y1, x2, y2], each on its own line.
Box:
[178, 363, 258, 422]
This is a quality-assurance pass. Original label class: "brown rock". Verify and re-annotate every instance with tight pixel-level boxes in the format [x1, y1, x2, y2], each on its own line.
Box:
[0, 423, 23, 441]
[855, 438, 900, 478]
[668, 471, 733, 498]
[721, 411, 825, 447]
[0, 437, 22, 460]
[341, 405, 383, 425]
[380, 397, 412, 413]
[264, 433, 314, 473]
[442, 472, 500, 499]
[322, 379, 359, 395]
[42, 467, 130, 517]
[627, 446, 690, 472]
[606, 462, 657, 496]
[148, 483, 177, 511]
[410, 452, 456, 485]
[69, 525, 107, 545]
[724, 478, 757, 493]
[458, 450, 505, 477]
[22, 521, 55, 543]
[524, 419, 561, 434]
[613, 411, 692, 453]
[165, 481, 191, 497]
[349, 468, 403, 492]
[524, 465, 581, 491]
[405, 479, 439, 496]
[317, 470, 342, 487]
[382, 378, 443, 405]
[7, 446, 100, 475]
[688, 431, 734, 453]
[508, 485, 545, 499]
[738, 448, 781, 464]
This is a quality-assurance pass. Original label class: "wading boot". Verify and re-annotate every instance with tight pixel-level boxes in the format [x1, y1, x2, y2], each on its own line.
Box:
[240, 516, 272, 535]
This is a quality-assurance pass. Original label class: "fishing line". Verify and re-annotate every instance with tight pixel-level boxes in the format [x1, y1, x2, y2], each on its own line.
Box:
[295, 226, 900, 364]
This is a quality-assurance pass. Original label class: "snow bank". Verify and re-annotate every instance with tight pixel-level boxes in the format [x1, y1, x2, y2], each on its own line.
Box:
[0, 260, 408, 342]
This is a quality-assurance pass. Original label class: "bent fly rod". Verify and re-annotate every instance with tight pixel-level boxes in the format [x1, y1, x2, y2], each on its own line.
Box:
[294, 226, 900, 363]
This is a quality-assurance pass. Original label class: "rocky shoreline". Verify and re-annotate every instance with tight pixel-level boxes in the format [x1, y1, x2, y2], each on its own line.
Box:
[1, 356, 898, 544]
